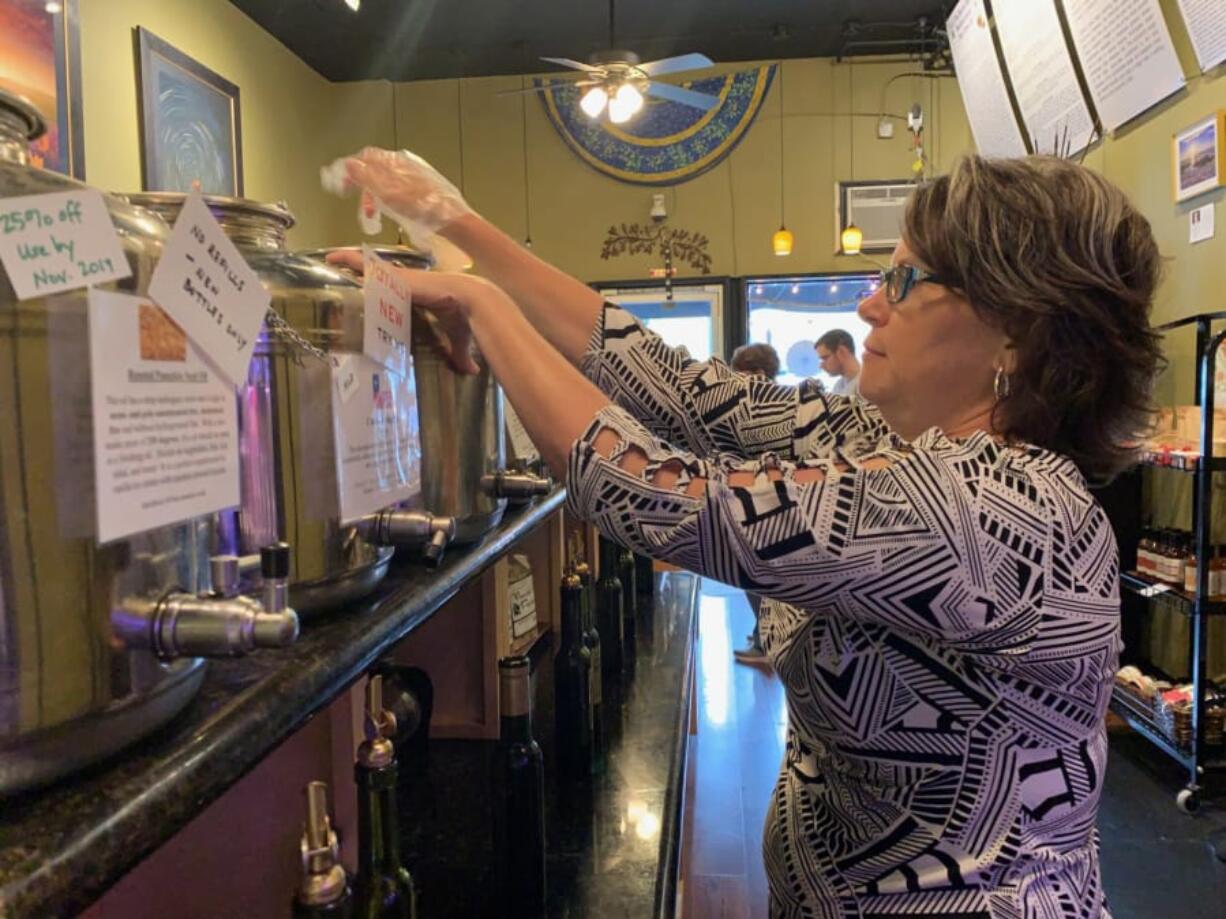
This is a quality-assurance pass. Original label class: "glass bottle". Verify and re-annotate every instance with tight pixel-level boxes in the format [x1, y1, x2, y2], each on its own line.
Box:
[293, 781, 353, 919]
[617, 548, 638, 672]
[1185, 540, 1199, 594]
[554, 570, 593, 777]
[495, 656, 547, 918]
[574, 559, 605, 775]
[1137, 528, 1155, 576]
[352, 676, 417, 919]
[596, 537, 625, 677]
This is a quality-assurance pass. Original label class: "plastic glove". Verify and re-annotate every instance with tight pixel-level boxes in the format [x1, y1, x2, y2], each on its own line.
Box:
[321, 147, 474, 246]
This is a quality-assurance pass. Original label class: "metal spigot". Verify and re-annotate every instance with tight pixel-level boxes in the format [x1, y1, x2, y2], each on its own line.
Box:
[358, 509, 457, 568]
[481, 472, 552, 502]
[357, 674, 397, 769]
[296, 781, 349, 910]
[114, 543, 300, 659]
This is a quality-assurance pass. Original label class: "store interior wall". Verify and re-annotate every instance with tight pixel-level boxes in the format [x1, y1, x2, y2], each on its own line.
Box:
[389, 59, 973, 283]
[77, 0, 397, 248]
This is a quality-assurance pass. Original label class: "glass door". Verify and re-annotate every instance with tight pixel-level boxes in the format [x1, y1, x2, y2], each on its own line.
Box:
[744, 274, 877, 386]
[597, 283, 725, 361]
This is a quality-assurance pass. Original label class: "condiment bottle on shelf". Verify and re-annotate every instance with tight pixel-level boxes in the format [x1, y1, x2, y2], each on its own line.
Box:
[1212, 547, 1226, 598]
[1185, 541, 1199, 594]
[1137, 529, 1156, 576]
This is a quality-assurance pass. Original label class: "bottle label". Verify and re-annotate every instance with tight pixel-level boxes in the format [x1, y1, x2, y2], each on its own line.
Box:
[508, 572, 538, 640]
[1185, 563, 1198, 593]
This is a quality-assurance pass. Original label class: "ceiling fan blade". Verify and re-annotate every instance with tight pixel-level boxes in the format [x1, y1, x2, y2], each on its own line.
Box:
[646, 82, 719, 111]
[639, 53, 715, 77]
[540, 56, 602, 72]
[495, 85, 554, 96]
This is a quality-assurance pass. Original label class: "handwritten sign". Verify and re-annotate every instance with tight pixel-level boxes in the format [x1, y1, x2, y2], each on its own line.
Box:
[88, 288, 240, 543]
[0, 190, 131, 299]
[363, 245, 411, 375]
[148, 194, 270, 387]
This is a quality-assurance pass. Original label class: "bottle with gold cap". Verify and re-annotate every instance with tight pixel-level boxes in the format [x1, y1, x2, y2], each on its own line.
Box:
[555, 568, 593, 777]
[293, 781, 353, 919]
[353, 675, 418, 919]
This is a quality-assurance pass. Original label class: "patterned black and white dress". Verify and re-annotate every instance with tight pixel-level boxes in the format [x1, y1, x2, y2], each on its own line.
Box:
[567, 304, 1118, 918]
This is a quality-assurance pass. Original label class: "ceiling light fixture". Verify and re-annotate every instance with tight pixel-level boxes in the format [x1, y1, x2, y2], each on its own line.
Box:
[44, 1, 62, 12]
[580, 85, 609, 119]
[607, 83, 643, 123]
[343, 0, 360, 11]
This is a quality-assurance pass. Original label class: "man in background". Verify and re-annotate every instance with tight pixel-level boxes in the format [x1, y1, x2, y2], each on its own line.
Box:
[815, 329, 861, 397]
[729, 342, 780, 667]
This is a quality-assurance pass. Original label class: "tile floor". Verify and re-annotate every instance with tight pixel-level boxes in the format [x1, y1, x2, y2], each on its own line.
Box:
[682, 580, 1226, 919]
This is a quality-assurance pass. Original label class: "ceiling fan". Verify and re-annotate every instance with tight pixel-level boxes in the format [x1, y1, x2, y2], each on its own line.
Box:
[505, 0, 719, 123]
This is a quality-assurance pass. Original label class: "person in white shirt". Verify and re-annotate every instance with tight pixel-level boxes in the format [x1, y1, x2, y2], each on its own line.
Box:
[815, 328, 861, 396]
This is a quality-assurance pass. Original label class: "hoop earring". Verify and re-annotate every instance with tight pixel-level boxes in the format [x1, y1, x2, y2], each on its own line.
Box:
[993, 366, 1011, 402]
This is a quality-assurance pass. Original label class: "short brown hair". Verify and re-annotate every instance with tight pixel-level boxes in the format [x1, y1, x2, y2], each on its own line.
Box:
[904, 155, 1164, 483]
[731, 342, 780, 379]
[816, 329, 855, 355]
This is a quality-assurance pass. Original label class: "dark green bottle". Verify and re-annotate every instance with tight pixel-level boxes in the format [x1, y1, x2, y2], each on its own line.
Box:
[293, 781, 353, 919]
[353, 676, 418, 919]
[617, 548, 638, 670]
[554, 570, 593, 777]
[596, 538, 624, 676]
[574, 560, 605, 774]
[495, 656, 547, 917]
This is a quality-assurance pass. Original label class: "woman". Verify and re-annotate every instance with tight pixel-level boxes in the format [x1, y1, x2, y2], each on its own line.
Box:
[332, 150, 1162, 917]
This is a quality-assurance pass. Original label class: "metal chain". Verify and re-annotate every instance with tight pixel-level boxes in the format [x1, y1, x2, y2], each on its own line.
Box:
[262, 308, 335, 367]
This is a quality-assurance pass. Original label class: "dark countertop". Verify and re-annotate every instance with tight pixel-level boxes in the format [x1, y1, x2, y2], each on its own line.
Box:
[0, 491, 566, 919]
[397, 568, 700, 919]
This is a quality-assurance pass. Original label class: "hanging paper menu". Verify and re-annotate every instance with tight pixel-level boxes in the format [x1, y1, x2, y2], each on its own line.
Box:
[1062, 0, 1185, 133]
[946, 0, 1028, 158]
[993, 0, 1096, 156]
[1176, 0, 1226, 73]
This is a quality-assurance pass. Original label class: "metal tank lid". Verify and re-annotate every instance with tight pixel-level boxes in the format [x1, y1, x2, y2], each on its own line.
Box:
[120, 192, 296, 251]
[298, 244, 435, 270]
[0, 88, 47, 166]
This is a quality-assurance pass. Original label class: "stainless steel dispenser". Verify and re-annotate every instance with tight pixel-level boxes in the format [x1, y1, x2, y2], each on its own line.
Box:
[0, 91, 298, 795]
[123, 198, 468, 611]
[301, 246, 549, 545]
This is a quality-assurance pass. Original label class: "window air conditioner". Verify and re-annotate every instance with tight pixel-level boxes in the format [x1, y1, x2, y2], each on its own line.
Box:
[837, 181, 917, 253]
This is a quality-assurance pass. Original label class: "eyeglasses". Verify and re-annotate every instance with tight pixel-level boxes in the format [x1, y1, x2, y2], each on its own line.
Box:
[876, 264, 953, 305]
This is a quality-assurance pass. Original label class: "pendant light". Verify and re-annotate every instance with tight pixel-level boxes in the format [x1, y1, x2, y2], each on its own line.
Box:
[521, 76, 533, 248]
[772, 61, 793, 257]
[840, 59, 862, 256]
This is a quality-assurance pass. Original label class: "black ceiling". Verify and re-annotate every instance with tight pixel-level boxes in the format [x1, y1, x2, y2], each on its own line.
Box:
[228, 0, 949, 82]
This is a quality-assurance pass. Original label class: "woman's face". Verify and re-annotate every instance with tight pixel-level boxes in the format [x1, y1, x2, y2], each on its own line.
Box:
[857, 239, 1009, 433]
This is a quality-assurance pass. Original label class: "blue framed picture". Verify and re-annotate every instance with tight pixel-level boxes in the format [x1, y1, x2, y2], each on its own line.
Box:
[134, 27, 243, 196]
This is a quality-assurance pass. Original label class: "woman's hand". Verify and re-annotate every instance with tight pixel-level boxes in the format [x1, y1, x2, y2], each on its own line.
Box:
[341, 148, 474, 237]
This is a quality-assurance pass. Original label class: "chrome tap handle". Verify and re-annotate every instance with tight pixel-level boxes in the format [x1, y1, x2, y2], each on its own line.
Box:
[481, 472, 551, 502]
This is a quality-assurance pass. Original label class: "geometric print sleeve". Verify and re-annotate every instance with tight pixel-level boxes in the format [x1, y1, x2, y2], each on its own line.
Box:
[566, 403, 1052, 658]
[579, 301, 888, 461]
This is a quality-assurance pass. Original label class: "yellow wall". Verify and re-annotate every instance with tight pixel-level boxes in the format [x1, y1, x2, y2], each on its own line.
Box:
[78, 0, 395, 248]
[391, 59, 972, 283]
[1080, 0, 1226, 404]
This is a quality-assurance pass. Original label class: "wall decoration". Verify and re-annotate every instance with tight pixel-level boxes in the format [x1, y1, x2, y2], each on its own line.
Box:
[539, 64, 775, 185]
[135, 27, 243, 196]
[601, 223, 712, 274]
[0, 0, 85, 177]
[1173, 112, 1225, 203]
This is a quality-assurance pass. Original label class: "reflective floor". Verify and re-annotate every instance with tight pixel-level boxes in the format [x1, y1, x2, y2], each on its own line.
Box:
[683, 580, 1226, 919]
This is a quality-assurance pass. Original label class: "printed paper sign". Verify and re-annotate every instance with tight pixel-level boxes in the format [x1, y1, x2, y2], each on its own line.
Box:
[363, 246, 411, 375]
[147, 194, 270, 387]
[1191, 203, 1216, 244]
[0, 190, 130, 299]
[332, 353, 421, 523]
[87, 288, 240, 544]
[509, 567, 539, 640]
[334, 352, 361, 404]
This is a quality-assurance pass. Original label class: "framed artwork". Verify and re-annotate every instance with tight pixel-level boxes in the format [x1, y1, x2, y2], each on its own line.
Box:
[134, 27, 243, 196]
[1173, 112, 1226, 203]
[0, 0, 85, 177]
